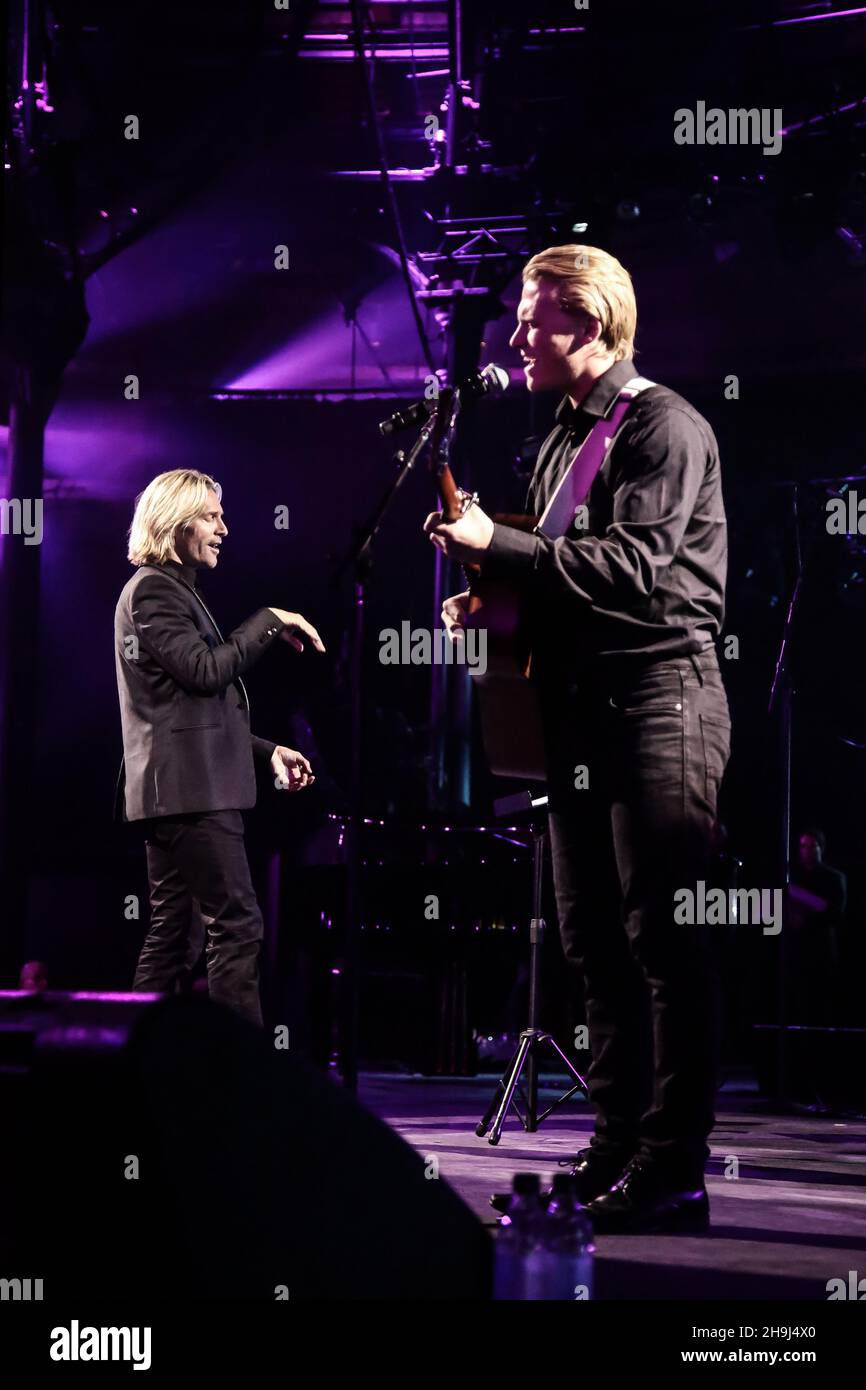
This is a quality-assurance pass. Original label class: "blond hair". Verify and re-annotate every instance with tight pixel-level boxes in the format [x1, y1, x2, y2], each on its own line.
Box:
[127, 468, 222, 566]
[522, 244, 637, 361]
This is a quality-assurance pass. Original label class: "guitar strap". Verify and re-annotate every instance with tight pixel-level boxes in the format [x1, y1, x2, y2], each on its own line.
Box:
[535, 375, 656, 540]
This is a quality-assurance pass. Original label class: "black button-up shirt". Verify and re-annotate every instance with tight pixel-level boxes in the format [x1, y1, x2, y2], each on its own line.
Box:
[482, 358, 727, 680]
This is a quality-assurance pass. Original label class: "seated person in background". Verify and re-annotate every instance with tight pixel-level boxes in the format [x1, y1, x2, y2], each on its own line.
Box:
[18, 960, 49, 992]
[786, 827, 847, 1024]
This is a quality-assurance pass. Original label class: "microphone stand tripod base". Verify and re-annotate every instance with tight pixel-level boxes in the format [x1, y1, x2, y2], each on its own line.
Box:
[475, 820, 588, 1145]
[476, 1027, 588, 1146]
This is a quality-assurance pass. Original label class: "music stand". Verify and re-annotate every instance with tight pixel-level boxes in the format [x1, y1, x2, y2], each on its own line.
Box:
[476, 789, 588, 1145]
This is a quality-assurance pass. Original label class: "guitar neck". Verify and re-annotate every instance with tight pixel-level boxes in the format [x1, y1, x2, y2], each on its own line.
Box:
[435, 463, 539, 533]
[435, 462, 464, 524]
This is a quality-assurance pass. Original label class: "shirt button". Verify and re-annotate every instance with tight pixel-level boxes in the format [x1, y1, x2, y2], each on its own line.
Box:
[675, 702, 682, 710]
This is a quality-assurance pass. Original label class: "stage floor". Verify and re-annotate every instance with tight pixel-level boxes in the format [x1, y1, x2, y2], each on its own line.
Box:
[360, 1074, 866, 1301]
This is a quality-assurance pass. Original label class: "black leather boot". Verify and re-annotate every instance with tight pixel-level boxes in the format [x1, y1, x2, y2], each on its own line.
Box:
[565, 1146, 635, 1205]
[585, 1155, 710, 1234]
[490, 1146, 630, 1214]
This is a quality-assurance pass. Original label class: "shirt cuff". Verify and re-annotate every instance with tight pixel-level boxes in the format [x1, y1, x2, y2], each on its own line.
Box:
[481, 522, 541, 579]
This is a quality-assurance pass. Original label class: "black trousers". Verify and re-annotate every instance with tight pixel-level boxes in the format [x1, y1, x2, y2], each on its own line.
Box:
[544, 648, 731, 1182]
[133, 809, 264, 1027]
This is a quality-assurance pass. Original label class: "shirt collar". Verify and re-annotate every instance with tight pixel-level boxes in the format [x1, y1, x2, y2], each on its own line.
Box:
[157, 558, 199, 591]
[555, 358, 637, 428]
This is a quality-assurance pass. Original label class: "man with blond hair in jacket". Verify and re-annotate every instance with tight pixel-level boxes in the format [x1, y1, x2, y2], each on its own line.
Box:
[115, 468, 324, 1027]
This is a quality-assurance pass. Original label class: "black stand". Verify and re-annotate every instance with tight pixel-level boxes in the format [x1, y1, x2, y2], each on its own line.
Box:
[767, 483, 803, 1105]
[476, 800, 588, 1145]
[331, 410, 444, 1090]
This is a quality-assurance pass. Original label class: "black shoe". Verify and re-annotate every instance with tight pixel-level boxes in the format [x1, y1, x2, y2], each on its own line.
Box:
[489, 1146, 628, 1214]
[585, 1156, 710, 1234]
[564, 1146, 635, 1206]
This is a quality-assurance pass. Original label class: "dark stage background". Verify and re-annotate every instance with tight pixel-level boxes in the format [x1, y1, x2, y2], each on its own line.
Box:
[3, 0, 866, 1079]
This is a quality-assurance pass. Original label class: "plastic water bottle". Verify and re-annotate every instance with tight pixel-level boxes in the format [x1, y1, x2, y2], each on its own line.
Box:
[493, 1172, 546, 1300]
[526, 1173, 595, 1300]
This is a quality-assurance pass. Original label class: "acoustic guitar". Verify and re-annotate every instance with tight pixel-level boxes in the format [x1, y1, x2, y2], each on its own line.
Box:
[427, 388, 548, 781]
[425, 370, 655, 781]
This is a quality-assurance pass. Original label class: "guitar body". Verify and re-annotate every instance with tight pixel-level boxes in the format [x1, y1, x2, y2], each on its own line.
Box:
[462, 516, 545, 781]
[464, 516, 536, 677]
[426, 372, 646, 781]
[433, 436, 547, 779]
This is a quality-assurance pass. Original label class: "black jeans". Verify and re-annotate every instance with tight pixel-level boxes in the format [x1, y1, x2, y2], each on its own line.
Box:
[544, 648, 731, 1183]
[133, 809, 264, 1027]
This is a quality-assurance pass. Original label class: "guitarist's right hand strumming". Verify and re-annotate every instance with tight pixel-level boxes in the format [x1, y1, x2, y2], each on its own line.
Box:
[442, 590, 472, 644]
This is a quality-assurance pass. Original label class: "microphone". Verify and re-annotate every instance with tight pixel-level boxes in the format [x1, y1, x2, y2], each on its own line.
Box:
[378, 362, 510, 436]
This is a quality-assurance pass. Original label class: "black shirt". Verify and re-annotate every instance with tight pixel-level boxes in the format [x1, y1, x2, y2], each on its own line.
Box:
[160, 559, 199, 591]
[789, 863, 848, 931]
[482, 358, 727, 678]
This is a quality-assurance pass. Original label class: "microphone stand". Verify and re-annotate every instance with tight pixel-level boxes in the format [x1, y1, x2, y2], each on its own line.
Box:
[330, 408, 445, 1091]
[767, 483, 803, 1105]
[476, 791, 588, 1144]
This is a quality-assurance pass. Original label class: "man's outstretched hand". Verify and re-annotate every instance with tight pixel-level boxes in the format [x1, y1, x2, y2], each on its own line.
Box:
[267, 609, 326, 654]
[271, 746, 315, 792]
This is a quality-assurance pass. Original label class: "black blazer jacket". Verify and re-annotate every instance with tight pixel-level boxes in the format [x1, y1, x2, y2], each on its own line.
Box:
[114, 561, 286, 822]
